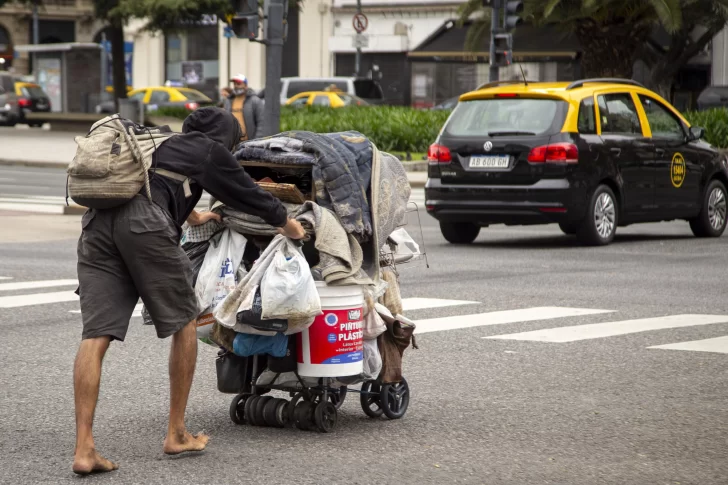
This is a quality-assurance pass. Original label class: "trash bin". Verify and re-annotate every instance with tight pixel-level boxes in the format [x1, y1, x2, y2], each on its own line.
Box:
[118, 98, 144, 124]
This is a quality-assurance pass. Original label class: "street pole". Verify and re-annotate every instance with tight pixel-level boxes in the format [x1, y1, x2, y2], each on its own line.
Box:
[32, 0, 39, 79]
[260, 0, 285, 138]
[227, 35, 231, 87]
[355, 0, 361, 78]
[489, 0, 500, 82]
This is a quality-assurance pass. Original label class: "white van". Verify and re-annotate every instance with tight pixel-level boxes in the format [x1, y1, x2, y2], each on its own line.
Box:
[262, 77, 384, 104]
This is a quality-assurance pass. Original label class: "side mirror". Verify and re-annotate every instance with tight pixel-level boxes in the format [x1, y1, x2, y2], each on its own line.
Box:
[689, 126, 705, 141]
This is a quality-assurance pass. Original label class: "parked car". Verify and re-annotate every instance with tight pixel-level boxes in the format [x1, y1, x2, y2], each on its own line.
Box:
[95, 86, 214, 114]
[15, 81, 51, 127]
[278, 77, 384, 105]
[696, 85, 728, 111]
[285, 91, 369, 108]
[426, 78, 725, 246]
[0, 72, 19, 126]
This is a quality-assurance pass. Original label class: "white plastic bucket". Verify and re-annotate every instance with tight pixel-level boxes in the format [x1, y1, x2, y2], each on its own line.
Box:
[296, 282, 364, 377]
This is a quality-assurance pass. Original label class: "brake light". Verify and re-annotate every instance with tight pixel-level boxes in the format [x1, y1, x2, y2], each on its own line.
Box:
[428, 143, 452, 163]
[185, 102, 199, 110]
[495, 93, 518, 98]
[527, 143, 579, 164]
[18, 98, 31, 107]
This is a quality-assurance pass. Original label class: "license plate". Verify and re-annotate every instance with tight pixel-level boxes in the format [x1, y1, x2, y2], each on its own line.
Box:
[469, 155, 509, 169]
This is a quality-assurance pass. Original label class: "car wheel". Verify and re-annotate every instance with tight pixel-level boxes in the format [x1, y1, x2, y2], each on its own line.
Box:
[29, 123, 43, 128]
[689, 179, 727, 238]
[558, 222, 578, 235]
[577, 185, 617, 246]
[440, 222, 480, 244]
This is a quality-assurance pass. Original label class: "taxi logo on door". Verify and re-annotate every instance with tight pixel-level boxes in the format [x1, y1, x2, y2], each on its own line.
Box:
[671, 152, 686, 188]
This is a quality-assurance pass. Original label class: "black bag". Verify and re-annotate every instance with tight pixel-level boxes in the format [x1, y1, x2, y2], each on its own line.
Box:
[215, 350, 269, 394]
[268, 335, 298, 374]
[236, 287, 288, 332]
[183, 241, 210, 287]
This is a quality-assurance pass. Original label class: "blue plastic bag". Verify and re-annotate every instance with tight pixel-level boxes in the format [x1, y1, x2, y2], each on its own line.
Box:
[232, 332, 288, 358]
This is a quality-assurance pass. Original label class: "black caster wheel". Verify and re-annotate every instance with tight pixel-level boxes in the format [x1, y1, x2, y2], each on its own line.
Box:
[287, 393, 304, 428]
[314, 401, 338, 433]
[229, 393, 251, 425]
[380, 377, 410, 420]
[244, 395, 260, 426]
[263, 398, 289, 428]
[329, 386, 348, 410]
[360, 380, 384, 418]
[253, 396, 273, 426]
[294, 401, 316, 431]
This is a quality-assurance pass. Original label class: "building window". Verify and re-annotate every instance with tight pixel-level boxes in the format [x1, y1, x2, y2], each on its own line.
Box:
[164, 25, 219, 99]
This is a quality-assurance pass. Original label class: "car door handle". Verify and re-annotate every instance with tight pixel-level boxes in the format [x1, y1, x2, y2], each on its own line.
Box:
[610, 148, 621, 157]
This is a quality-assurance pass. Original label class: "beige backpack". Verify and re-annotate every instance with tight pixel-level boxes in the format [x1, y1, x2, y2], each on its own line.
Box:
[67, 115, 190, 209]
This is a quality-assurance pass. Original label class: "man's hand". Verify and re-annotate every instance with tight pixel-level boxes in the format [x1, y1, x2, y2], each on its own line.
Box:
[187, 210, 221, 227]
[278, 218, 306, 240]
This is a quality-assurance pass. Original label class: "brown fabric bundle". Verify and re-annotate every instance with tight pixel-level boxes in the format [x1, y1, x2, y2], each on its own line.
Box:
[377, 313, 418, 384]
[211, 322, 236, 352]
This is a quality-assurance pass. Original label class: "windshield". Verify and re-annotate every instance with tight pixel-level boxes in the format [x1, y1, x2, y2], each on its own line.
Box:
[21, 85, 47, 98]
[444, 98, 564, 137]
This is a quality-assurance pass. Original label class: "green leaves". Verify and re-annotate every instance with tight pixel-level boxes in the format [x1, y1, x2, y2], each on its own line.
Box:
[683, 109, 728, 148]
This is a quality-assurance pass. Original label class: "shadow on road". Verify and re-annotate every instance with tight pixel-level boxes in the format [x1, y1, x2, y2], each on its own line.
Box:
[463, 233, 697, 249]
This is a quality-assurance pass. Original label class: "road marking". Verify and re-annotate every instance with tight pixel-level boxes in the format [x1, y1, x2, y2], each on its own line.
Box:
[486, 314, 728, 343]
[0, 279, 78, 292]
[0, 277, 11, 280]
[69, 303, 143, 318]
[648, 336, 728, 354]
[415, 306, 613, 335]
[0, 291, 78, 308]
[402, 297, 478, 312]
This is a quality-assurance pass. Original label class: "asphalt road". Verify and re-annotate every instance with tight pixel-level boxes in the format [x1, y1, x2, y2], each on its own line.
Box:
[0, 164, 67, 197]
[1, 208, 728, 484]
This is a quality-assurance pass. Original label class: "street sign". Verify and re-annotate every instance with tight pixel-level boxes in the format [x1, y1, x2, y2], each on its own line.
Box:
[223, 26, 234, 38]
[353, 34, 369, 48]
[353, 13, 368, 33]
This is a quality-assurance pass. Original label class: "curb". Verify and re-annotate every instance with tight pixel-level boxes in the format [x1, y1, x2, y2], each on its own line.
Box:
[0, 158, 68, 169]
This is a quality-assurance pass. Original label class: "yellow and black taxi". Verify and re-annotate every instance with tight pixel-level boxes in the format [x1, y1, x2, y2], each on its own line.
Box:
[426, 78, 728, 246]
[95, 86, 214, 114]
[15, 81, 51, 127]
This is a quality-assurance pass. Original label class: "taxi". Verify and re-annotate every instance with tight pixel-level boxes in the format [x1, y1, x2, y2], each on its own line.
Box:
[426, 78, 727, 246]
[95, 86, 213, 114]
[285, 90, 368, 108]
[14, 81, 51, 127]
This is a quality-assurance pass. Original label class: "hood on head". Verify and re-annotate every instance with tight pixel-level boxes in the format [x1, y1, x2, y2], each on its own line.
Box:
[182, 107, 242, 152]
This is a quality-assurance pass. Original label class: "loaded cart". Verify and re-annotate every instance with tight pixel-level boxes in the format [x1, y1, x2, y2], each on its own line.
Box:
[176, 130, 425, 433]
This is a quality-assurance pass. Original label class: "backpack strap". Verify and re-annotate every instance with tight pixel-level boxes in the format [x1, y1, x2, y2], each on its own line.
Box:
[151, 168, 192, 198]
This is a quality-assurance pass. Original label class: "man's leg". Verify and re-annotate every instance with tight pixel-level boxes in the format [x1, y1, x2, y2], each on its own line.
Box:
[163, 320, 209, 455]
[72, 336, 119, 474]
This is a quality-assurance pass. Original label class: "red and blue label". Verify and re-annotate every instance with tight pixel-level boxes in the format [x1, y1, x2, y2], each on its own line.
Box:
[300, 307, 364, 365]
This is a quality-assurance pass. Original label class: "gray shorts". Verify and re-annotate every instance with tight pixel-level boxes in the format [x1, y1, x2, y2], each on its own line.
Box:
[76, 195, 199, 341]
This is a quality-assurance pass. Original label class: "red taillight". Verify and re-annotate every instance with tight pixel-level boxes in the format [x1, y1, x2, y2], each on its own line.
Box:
[18, 98, 31, 107]
[428, 143, 452, 164]
[527, 143, 579, 164]
[185, 102, 199, 110]
[495, 93, 518, 98]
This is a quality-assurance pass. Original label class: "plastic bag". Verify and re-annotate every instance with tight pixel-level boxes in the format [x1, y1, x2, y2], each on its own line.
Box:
[232, 332, 288, 358]
[260, 239, 321, 321]
[363, 307, 387, 340]
[236, 286, 288, 333]
[335, 338, 382, 385]
[195, 229, 247, 313]
[388, 228, 423, 264]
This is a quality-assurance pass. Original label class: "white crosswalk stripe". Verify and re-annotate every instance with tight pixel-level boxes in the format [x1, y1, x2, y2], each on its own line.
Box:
[3, 276, 728, 355]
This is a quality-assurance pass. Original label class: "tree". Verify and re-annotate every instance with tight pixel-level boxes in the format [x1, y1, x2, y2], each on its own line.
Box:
[458, 0, 728, 94]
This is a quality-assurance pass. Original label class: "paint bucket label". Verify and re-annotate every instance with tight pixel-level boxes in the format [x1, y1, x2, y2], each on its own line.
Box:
[302, 307, 364, 365]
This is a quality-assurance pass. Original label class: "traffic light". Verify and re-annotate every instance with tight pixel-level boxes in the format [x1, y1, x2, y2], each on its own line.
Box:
[231, 0, 259, 39]
[492, 33, 513, 66]
[503, 1, 523, 30]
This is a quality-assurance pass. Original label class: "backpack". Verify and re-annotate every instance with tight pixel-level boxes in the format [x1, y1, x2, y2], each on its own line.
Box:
[67, 114, 190, 209]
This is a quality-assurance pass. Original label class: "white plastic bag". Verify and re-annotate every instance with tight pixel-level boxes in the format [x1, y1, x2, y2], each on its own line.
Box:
[362, 338, 383, 380]
[194, 229, 247, 313]
[363, 307, 386, 340]
[388, 228, 423, 264]
[260, 239, 321, 321]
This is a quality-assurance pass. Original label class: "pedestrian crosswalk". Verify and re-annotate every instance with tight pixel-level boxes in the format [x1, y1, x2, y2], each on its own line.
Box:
[2, 277, 728, 355]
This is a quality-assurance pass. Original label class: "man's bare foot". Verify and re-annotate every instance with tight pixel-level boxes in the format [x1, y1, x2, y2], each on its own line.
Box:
[163, 431, 209, 455]
[72, 449, 119, 475]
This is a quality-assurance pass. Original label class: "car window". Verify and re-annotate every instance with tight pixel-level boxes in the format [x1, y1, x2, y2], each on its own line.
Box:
[129, 91, 146, 102]
[638, 95, 685, 139]
[286, 80, 348, 97]
[0, 76, 14, 93]
[178, 89, 210, 102]
[149, 90, 170, 104]
[313, 95, 331, 107]
[578, 97, 597, 135]
[444, 98, 564, 137]
[597, 93, 642, 135]
[289, 96, 309, 107]
[21, 85, 47, 98]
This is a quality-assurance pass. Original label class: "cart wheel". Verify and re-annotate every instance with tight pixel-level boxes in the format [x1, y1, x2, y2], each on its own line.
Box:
[360, 380, 384, 418]
[294, 401, 315, 431]
[263, 398, 287, 428]
[380, 377, 410, 420]
[329, 386, 348, 410]
[287, 393, 304, 428]
[314, 401, 338, 433]
[253, 396, 273, 426]
[275, 398, 290, 428]
[244, 395, 259, 425]
[229, 393, 251, 425]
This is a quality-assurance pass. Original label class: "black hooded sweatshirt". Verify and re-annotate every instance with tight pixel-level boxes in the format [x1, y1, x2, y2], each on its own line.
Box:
[147, 107, 287, 230]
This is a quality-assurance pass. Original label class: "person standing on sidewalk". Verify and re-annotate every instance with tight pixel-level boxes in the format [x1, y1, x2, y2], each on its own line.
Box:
[223, 74, 264, 141]
[72, 107, 305, 475]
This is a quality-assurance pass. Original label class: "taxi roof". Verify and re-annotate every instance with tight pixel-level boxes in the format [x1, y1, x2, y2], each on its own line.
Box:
[460, 79, 652, 102]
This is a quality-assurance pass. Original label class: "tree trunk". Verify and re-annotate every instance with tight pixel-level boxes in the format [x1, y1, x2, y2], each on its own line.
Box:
[573, 19, 651, 79]
[109, 22, 127, 113]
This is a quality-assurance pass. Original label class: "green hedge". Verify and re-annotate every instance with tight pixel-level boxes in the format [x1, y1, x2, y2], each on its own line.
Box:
[154, 105, 728, 152]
